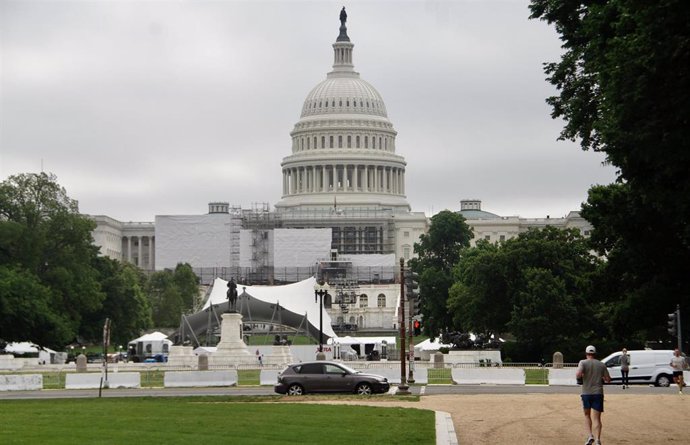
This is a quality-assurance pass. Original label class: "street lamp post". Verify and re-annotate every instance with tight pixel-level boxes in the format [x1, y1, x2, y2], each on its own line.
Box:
[314, 282, 330, 360]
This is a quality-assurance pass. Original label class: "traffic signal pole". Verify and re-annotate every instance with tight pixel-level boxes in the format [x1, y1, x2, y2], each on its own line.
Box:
[676, 305, 682, 352]
[397, 258, 409, 395]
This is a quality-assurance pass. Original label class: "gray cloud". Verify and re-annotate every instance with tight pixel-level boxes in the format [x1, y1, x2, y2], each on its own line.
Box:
[0, 0, 616, 222]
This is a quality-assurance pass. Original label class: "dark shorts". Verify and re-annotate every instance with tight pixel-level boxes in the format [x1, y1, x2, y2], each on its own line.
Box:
[673, 371, 684, 377]
[581, 394, 604, 412]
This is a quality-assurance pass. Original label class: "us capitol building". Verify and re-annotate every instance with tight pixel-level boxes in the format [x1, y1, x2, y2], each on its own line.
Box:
[90, 11, 591, 284]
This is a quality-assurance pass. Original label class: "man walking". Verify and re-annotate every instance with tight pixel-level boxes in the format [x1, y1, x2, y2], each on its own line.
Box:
[620, 348, 630, 389]
[577, 345, 611, 445]
[670, 348, 688, 395]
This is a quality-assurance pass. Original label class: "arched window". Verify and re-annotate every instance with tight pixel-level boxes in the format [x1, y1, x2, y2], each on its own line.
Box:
[321, 136, 325, 148]
[307, 138, 310, 149]
[338, 136, 343, 148]
[359, 294, 368, 308]
[372, 137, 376, 149]
[379, 137, 382, 150]
[347, 135, 351, 148]
[313, 137, 317, 148]
[377, 294, 386, 308]
[330, 136, 334, 148]
[349, 316, 356, 324]
[365, 136, 369, 149]
[356, 136, 360, 148]
[337, 316, 344, 324]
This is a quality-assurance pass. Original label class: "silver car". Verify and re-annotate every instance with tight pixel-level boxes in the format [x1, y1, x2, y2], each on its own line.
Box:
[274, 361, 390, 395]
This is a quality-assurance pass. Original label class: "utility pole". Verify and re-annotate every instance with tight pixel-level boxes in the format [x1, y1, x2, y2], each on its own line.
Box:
[397, 257, 409, 395]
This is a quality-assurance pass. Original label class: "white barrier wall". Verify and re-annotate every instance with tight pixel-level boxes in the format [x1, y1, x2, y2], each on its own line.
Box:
[548, 368, 578, 386]
[0, 374, 42, 391]
[65, 372, 140, 389]
[164, 371, 237, 387]
[260, 370, 279, 386]
[0, 355, 22, 371]
[452, 368, 525, 385]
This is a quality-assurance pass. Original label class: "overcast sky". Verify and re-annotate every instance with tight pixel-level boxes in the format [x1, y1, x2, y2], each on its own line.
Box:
[0, 0, 617, 222]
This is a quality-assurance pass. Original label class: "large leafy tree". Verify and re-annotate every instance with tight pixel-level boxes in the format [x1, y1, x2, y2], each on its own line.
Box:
[530, 1, 690, 342]
[447, 240, 510, 335]
[84, 258, 153, 346]
[0, 173, 104, 347]
[146, 263, 198, 328]
[409, 210, 473, 336]
[449, 227, 602, 360]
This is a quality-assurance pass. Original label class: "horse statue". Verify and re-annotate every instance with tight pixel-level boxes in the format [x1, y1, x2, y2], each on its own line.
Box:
[226, 278, 238, 313]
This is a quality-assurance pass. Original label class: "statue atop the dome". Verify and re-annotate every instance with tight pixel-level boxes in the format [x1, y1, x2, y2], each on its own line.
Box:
[337, 7, 350, 42]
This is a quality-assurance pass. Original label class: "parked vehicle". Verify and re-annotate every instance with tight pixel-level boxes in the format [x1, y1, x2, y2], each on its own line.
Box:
[602, 349, 676, 387]
[274, 361, 390, 396]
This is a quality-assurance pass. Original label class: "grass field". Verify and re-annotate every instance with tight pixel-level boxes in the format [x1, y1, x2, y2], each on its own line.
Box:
[0, 397, 434, 445]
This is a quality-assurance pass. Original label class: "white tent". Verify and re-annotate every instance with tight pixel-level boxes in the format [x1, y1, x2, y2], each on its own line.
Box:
[203, 276, 337, 338]
[4, 342, 39, 354]
[415, 337, 452, 351]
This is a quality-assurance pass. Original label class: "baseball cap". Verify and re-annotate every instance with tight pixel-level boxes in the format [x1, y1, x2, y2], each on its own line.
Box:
[585, 345, 596, 354]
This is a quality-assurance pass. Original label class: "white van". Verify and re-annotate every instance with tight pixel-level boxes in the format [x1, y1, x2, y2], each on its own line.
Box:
[602, 349, 675, 387]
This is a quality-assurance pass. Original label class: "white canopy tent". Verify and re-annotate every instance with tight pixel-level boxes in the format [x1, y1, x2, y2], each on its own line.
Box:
[203, 276, 337, 338]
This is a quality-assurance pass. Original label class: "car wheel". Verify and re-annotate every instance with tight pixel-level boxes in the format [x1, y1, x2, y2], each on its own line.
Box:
[656, 374, 672, 387]
[287, 384, 304, 396]
[356, 383, 372, 395]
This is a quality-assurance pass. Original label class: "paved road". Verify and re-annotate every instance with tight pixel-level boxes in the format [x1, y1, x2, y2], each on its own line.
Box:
[0, 383, 677, 400]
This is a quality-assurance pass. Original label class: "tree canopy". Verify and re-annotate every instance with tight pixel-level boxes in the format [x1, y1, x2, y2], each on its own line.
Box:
[448, 227, 603, 360]
[530, 0, 690, 346]
[410, 210, 473, 335]
[0, 173, 156, 348]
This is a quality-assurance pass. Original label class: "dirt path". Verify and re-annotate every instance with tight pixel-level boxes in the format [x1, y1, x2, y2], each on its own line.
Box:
[314, 392, 690, 444]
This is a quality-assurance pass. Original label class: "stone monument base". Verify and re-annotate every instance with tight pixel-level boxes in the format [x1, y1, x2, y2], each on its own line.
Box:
[167, 345, 196, 367]
[210, 312, 253, 366]
[263, 345, 293, 365]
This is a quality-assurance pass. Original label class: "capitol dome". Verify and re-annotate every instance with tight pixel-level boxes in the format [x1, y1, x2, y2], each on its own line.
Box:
[275, 11, 410, 212]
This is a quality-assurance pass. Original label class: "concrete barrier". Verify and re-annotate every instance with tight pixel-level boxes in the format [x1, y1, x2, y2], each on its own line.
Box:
[451, 368, 525, 385]
[548, 368, 578, 386]
[0, 374, 43, 391]
[412, 367, 428, 384]
[65, 372, 140, 389]
[260, 370, 279, 386]
[164, 370, 237, 387]
[0, 355, 23, 371]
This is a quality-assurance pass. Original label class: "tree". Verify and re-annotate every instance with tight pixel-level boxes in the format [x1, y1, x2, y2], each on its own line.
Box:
[409, 210, 473, 335]
[447, 240, 510, 335]
[146, 270, 184, 328]
[86, 258, 153, 346]
[448, 227, 602, 360]
[0, 173, 104, 348]
[173, 263, 200, 311]
[530, 0, 690, 342]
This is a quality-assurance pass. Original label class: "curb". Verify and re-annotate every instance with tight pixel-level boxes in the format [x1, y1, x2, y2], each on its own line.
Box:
[436, 410, 458, 445]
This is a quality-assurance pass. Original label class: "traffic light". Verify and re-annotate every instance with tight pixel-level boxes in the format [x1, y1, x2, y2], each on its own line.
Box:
[413, 319, 421, 336]
[405, 270, 421, 314]
[668, 312, 678, 336]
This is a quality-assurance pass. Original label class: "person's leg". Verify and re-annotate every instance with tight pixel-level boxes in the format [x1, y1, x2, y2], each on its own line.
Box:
[679, 373, 685, 393]
[591, 409, 602, 440]
[583, 408, 593, 443]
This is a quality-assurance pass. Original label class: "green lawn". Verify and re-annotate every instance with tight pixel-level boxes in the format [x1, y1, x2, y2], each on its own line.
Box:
[0, 397, 434, 445]
[524, 368, 549, 385]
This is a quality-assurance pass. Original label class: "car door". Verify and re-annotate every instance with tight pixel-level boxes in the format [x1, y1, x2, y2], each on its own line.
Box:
[297, 363, 326, 392]
[323, 363, 353, 392]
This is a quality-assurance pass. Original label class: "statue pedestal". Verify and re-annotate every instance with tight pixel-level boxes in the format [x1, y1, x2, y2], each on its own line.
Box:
[167, 345, 195, 367]
[211, 312, 253, 366]
[264, 345, 293, 365]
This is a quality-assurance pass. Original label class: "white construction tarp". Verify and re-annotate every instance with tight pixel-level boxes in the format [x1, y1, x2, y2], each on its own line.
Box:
[203, 276, 337, 338]
[273, 228, 332, 268]
[155, 214, 235, 270]
[343, 254, 396, 267]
